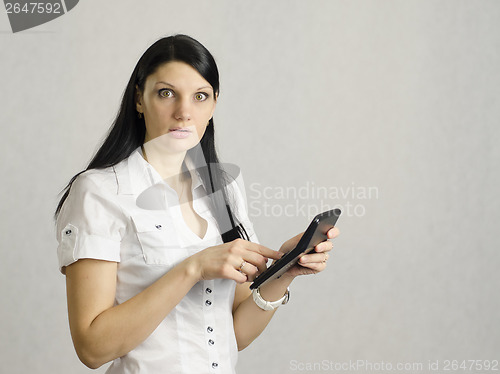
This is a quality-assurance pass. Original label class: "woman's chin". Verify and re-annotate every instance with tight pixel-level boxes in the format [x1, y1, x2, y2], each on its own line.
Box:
[145, 133, 200, 154]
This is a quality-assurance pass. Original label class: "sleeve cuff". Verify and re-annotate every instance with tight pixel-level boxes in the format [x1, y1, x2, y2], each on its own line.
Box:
[57, 224, 121, 274]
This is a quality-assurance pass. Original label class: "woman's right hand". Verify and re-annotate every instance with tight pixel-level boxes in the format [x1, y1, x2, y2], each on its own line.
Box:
[189, 238, 283, 283]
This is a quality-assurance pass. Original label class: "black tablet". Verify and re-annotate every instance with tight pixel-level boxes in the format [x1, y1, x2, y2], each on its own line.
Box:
[250, 208, 341, 289]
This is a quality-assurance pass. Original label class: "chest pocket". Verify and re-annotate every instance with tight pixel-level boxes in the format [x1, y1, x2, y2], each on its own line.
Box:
[131, 213, 187, 266]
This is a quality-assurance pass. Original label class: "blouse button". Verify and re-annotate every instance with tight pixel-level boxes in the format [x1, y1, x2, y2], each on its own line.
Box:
[155, 224, 162, 230]
[212, 362, 218, 369]
[205, 287, 212, 294]
[208, 339, 215, 346]
[207, 326, 213, 333]
[205, 300, 212, 306]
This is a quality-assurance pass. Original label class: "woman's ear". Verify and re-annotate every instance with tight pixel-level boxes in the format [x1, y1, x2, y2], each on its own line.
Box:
[135, 85, 143, 114]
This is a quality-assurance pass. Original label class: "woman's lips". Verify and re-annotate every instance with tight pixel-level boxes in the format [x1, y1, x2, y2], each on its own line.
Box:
[168, 128, 191, 139]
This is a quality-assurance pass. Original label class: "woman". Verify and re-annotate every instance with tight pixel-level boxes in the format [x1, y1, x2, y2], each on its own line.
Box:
[55, 34, 339, 373]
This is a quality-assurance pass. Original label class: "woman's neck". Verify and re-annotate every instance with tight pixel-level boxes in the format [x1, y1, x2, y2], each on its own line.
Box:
[141, 142, 187, 187]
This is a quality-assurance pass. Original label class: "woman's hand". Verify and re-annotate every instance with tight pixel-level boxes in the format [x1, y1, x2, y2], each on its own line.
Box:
[189, 238, 283, 284]
[278, 227, 340, 279]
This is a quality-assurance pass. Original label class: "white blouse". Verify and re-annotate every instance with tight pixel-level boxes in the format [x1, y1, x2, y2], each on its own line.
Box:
[56, 148, 257, 374]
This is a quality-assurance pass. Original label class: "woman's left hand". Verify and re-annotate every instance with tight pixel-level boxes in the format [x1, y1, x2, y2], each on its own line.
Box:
[278, 227, 340, 279]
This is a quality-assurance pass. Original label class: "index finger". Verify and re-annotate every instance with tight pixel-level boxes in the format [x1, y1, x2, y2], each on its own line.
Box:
[244, 241, 283, 260]
[327, 227, 340, 239]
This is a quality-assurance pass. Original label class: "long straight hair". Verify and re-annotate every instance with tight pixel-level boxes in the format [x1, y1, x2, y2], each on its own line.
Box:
[55, 34, 248, 242]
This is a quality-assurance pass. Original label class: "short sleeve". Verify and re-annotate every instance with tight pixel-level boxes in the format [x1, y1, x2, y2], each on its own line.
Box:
[226, 173, 259, 244]
[56, 171, 125, 274]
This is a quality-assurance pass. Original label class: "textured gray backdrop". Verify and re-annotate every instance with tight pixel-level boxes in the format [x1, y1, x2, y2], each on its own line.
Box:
[1, 1, 499, 373]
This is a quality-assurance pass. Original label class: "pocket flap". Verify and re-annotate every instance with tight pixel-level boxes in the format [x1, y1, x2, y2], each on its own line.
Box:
[130, 213, 184, 266]
[131, 213, 170, 233]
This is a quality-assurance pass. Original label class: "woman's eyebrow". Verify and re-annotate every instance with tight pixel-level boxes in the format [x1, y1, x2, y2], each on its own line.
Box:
[155, 81, 211, 91]
[155, 81, 175, 87]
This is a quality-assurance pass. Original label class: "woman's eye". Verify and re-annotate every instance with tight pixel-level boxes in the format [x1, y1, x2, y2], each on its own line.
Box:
[158, 89, 173, 98]
[194, 92, 208, 101]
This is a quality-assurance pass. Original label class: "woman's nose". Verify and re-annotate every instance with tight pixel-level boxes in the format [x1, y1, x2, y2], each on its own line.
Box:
[174, 97, 191, 121]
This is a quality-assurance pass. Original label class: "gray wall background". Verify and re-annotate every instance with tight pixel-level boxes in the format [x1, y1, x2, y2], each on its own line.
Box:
[1, 1, 499, 373]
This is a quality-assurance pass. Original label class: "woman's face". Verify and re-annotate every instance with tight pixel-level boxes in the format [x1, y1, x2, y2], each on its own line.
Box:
[136, 61, 217, 152]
